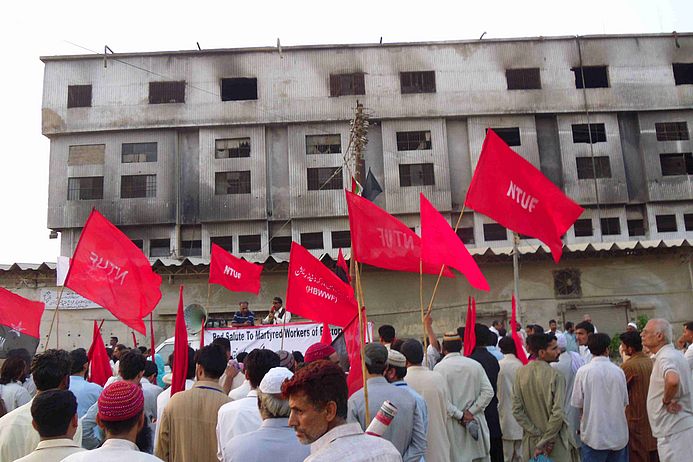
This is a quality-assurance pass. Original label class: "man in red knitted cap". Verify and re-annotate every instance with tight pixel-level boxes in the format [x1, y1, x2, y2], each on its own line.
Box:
[304, 342, 340, 366]
[63, 381, 163, 461]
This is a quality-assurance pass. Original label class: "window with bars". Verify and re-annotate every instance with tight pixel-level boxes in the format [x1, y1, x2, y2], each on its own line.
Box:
[67, 85, 92, 108]
[215, 138, 251, 158]
[396, 131, 432, 151]
[122, 142, 157, 163]
[150, 239, 171, 257]
[576, 156, 612, 179]
[121, 175, 157, 198]
[627, 219, 645, 237]
[571, 123, 607, 143]
[574, 219, 593, 237]
[215, 171, 251, 195]
[400, 71, 436, 94]
[554, 269, 581, 298]
[181, 240, 202, 257]
[398, 163, 435, 187]
[67, 177, 103, 200]
[572, 66, 609, 88]
[68, 144, 105, 166]
[211, 236, 233, 253]
[600, 217, 621, 235]
[300, 232, 324, 250]
[307, 167, 343, 190]
[329, 73, 365, 96]
[221, 78, 258, 101]
[505, 68, 542, 90]
[656, 214, 678, 233]
[270, 236, 292, 253]
[238, 235, 261, 253]
[456, 227, 474, 245]
[655, 122, 689, 141]
[489, 127, 521, 146]
[149, 81, 185, 104]
[673, 63, 693, 85]
[306, 134, 341, 154]
[659, 153, 693, 176]
[331, 231, 351, 248]
[685, 214, 693, 231]
[483, 223, 507, 241]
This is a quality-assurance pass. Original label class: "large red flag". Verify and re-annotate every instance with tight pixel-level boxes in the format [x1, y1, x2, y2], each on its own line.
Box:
[171, 285, 188, 397]
[463, 297, 476, 357]
[511, 295, 529, 365]
[208, 243, 263, 294]
[344, 312, 367, 397]
[64, 209, 162, 334]
[0, 288, 45, 357]
[86, 321, 112, 387]
[420, 193, 489, 291]
[286, 242, 357, 327]
[346, 190, 453, 277]
[464, 130, 584, 263]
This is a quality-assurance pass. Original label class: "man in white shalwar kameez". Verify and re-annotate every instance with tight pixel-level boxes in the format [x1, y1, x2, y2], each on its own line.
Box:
[497, 337, 524, 462]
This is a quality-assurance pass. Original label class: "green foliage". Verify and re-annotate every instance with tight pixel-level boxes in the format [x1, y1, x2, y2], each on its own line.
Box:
[609, 313, 650, 362]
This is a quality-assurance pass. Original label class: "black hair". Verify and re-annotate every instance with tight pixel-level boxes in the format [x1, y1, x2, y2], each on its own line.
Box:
[474, 324, 497, 348]
[533, 324, 545, 335]
[212, 337, 231, 354]
[527, 334, 552, 355]
[378, 325, 396, 343]
[365, 360, 387, 376]
[69, 348, 89, 375]
[110, 336, 119, 342]
[565, 321, 574, 330]
[1, 357, 26, 385]
[492, 320, 502, 328]
[619, 331, 643, 352]
[388, 365, 407, 380]
[400, 339, 424, 365]
[31, 390, 77, 437]
[575, 321, 595, 334]
[244, 349, 280, 388]
[144, 360, 158, 378]
[390, 339, 404, 352]
[236, 351, 249, 364]
[119, 350, 146, 380]
[273, 296, 283, 304]
[100, 411, 142, 436]
[549, 319, 557, 325]
[32, 349, 72, 391]
[195, 345, 227, 379]
[137, 346, 148, 355]
[291, 351, 304, 364]
[587, 333, 611, 356]
[498, 336, 517, 355]
[442, 339, 462, 354]
[684, 321, 693, 332]
[7, 348, 31, 363]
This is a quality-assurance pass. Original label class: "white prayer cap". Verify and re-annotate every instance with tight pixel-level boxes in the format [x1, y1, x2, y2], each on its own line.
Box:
[556, 334, 567, 351]
[259, 367, 293, 394]
[627, 322, 638, 329]
[387, 349, 407, 368]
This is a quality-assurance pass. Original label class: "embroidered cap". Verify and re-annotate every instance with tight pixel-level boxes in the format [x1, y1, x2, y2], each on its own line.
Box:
[259, 367, 294, 394]
[304, 343, 336, 364]
[277, 350, 296, 370]
[387, 349, 407, 368]
[98, 381, 144, 422]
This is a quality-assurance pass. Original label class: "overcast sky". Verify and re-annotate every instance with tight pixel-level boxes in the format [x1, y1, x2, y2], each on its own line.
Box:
[0, 0, 691, 264]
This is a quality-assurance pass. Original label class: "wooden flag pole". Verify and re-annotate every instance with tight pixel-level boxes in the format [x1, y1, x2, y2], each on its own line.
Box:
[355, 262, 371, 425]
[512, 232, 523, 326]
[419, 259, 429, 368]
[44, 286, 65, 350]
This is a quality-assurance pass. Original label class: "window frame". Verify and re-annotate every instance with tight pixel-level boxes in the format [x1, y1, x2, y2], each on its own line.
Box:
[120, 174, 157, 199]
[505, 68, 542, 90]
[659, 153, 693, 176]
[572, 66, 609, 89]
[215, 171, 252, 195]
[329, 73, 365, 97]
[238, 234, 261, 253]
[215, 138, 251, 159]
[400, 71, 436, 94]
[148, 81, 185, 104]
[220, 78, 258, 101]
[67, 176, 104, 201]
[121, 142, 157, 163]
[396, 131, 432, 151]
[576, 156, 612, 179]
[307, 167, 343, 191]
[67, 84, 92, 108]
[398, 163, 435, 187]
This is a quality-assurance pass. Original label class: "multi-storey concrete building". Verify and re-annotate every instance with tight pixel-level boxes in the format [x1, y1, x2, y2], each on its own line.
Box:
[6, 33, 693, 349]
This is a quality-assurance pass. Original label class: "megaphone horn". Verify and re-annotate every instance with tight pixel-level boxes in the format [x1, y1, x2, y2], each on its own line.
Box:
[183, 303, 208, 335]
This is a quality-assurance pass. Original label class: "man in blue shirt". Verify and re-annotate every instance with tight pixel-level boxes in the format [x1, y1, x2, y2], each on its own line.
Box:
[68, 348, 102, 418]
[232, 301, 255, 327]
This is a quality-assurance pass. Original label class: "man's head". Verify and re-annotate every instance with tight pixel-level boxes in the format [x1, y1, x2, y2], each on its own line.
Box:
[257, 367, 294, 420]
[109, 336, 118, 348]
[400, 339, 424, 366]
[525, 324, 535, 336]
[620, 331, 643, 357]
[583, 314, 593, 324]
[173, 346, 197, 380]
[211, 337, 232, 360]
[119, 350, 146, 382]
[498, 336, 517, 356]
[384, 349, 407, 383]
[565, 321, 575, 334]
[626, 322, 638, 333]
[475, 324, 497, 348]
[195, 344, 228, 381]
[587, 333, 611, 357]
[244, 349, 280, 389]
[549, 319, 558, 332]
[137, 346, 147, 355]
[31, 390, 78, 440]
[7, 348, 32, 377]
[363, 343, 388, 376]
[272, 297, 283, 308]
[378, 325, 396, 344]
[641, 319, 673, 352]
[113, 344, 128, 360]
[575, 321, 595, 346]
[442, 332, 462, 355]
[682, 321, 693, 343]
[277, 350, 296, 372]
[239, 301, 250, 314]
[97, 381, 145, 439]
[282, 360, 348, 445]
[527, 334, 559, 363]
[69, 348, 89, 377]
[491, 320, 504, 330]
[1, 356, 28, 385]
[32, 349, 72, 392]
[304, 343, 339, 366]
[144, 360, 158, 384]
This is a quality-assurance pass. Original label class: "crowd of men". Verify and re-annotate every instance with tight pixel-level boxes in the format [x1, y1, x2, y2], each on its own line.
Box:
[0, 314, 691, 462]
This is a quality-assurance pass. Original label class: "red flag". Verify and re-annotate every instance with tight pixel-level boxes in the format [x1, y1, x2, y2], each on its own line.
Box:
[0, 288, 45, 357]
[344, 312, 366, 397]
[64, 209, 162, 334]
[131, 332, 138, 349]
[320, 322, 333, 345]
[336, 248, 351, 283]
[346, 190, 454, 277]
[420, 193, 489, 291]
[86, 321, 112, 387]
[511, 295, 529, 365]
[463, 297, 476, 357]
[171, 286, 188, 397]
[149, 313, 156, 363]
[200, 315, 206, 350]
[286, 242, 357, 327]
[209, 243, 263, 294]
[464, 130, 584, 263]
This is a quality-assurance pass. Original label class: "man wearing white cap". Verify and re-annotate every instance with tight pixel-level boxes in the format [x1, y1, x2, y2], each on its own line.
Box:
[219, 367, 309, 462]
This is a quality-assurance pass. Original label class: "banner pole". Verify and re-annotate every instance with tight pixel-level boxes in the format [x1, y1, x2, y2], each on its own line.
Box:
[355, 262, 371, 425]
[419, 259, 429, 368]
[512, 232, 523, 326]
[44, 286, 65, 350]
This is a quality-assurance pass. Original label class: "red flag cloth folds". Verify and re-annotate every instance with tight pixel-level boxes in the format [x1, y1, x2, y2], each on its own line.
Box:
[320, 322, 333, 345]
[64, 209, 162, 334]
[511, 295, 529, 365]
[86, 321, 112, 387]
[463, 297, 477, 357]
[344, 312, 367, 397]
[286, 242, 357, 328]
[420, 193, 489, 291]
[464, 130, 584, 263]
[337, 248, 351, 283]
[209, 243, 263, 295]
[0, 288, 45, 357]
[131, 332, 138, 349]
[345, 190, 453, 277]
[171, 286, 188, 397]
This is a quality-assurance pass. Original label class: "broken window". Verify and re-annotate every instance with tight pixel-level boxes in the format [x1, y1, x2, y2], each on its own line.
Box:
[238, 234, 261, 253]
[211, 236, 233, 253]
[131, 239, 144, 250]
[215, 138, 251, 159]
[306, 134, 341, 154]
[572, 66, 609, 88]
[456, 227, 475, 245]
[121, 175, 156, 198]
[656, 214, 677, 233]
[554, 269, 581, 298]
[572, 123, 607, 143]
[483, 223, 507, 241]
[67, 85, 92, 108]
[576, 156, 612, 179]
[68, 144, 105, 166]
[600, 217, 621, 235]
[488, 127, 521, 146]
[150, 239, 171, 257]
[505, 68, 542, 90]
[220, 78, 258, 101]
[627, 219, 645, 237]
[659, 153, 693, 176]
[396, 131, 432, 151]
[67, 177, 103, 200]
[215, 171, 251, 195]
[149, 81, 185, 104]
[122, 143, 157, 163]
[673, 63, 693, 85]
[330, 73, 365, 97]
[300, 232, 324, 250]
[574, 218, 593, 237]
[400, 71, 436, 94]
[269, 236, 292, 253]
[655, 122, 689, 141]
[331, 231, 351, 248]
[399, 163, 435, 187]
[307, 167, 343, 190]
[181, 240, 202, 257]
[685, 213, 693, 231]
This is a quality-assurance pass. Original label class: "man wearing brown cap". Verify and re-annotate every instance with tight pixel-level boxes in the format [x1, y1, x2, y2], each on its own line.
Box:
[63, 381, 162, 461]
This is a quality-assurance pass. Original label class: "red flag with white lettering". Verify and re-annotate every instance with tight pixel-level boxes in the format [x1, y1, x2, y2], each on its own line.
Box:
[464, 130, 584, 263]
[64, 209, 162, 334]
[286, 242, 357, 327]
[209, 243, 263, 294]
[346, 190, 453, 277]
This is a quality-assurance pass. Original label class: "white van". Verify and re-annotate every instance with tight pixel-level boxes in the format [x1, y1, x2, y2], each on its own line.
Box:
[155, 336, 200, 374]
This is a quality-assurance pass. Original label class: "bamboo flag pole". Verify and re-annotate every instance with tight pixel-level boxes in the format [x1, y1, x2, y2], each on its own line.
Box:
[44, 286, 65, 350]
[512, 232, 523, 326]
[354, 262, 371, 425]
[419, 259, 429, 368]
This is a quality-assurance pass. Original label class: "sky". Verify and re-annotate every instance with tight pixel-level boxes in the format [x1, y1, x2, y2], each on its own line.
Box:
[0, 0, 691, 264]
